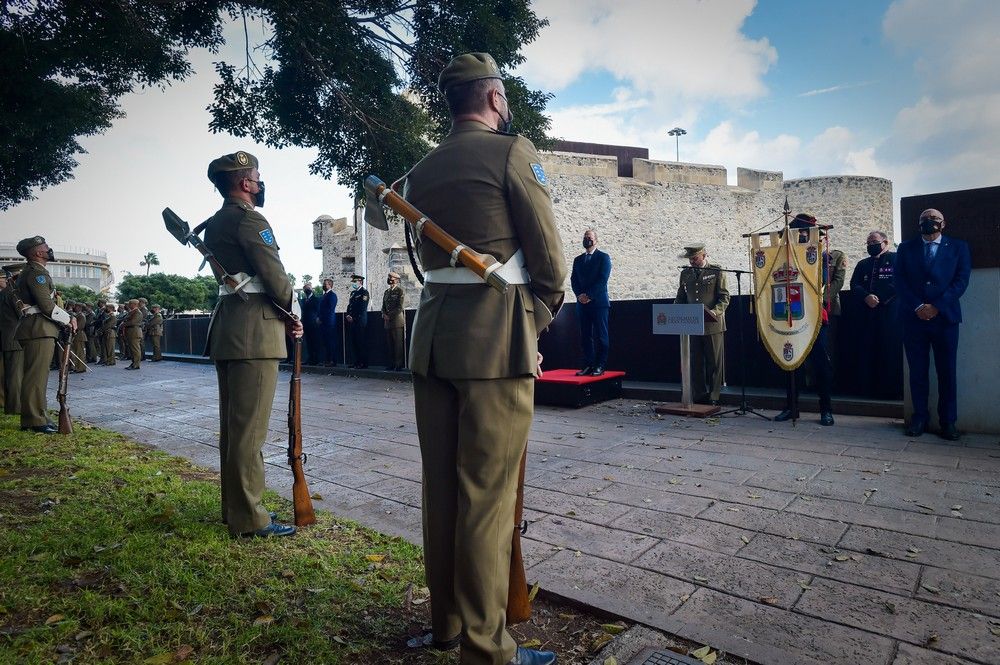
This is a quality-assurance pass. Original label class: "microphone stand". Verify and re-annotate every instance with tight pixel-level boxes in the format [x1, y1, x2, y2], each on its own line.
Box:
[678, 266, 769, 420]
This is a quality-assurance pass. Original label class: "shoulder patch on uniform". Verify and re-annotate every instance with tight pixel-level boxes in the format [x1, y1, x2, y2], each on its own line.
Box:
[258, 228, 275, 246]
[35, 275, 46, 284]
[530, 163, 548, 186]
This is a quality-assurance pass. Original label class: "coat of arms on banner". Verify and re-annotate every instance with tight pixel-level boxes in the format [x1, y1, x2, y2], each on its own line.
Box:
[750, 226, 824, 371]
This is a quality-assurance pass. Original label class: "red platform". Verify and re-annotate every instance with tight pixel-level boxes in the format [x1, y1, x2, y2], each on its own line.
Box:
[535, 369, 625, 407]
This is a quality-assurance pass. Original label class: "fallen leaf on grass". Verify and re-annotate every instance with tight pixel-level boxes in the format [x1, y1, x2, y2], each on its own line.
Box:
[521, 638, 542, 649]
[527, 582, 541, 602]
[833, 555, 850, 562]
[74, 631, 93, 641]
[923, 633, 939, 647]
[702, 653, 718, 665]
[143, 655, 173, 665]
[884, 602, 897, 614]
[680, 594, 691, 603]
[253, 614, 274, 626]
[592, 633, 614, 650]
[332, 636, 347, 645]
[690, 646, 711, 658]
[693, 575, 708, 583]
[45, 614, 65, 626]
[310, 493, 323, 500]
[262, 651, 281, 664]
[174, 645, 194, 661]
[365, 554, 384, 563]
[759, 596, 780, 605]
[601, 623, 625, 635]
[740, 536, 750, 545]
[604, 657, 619, 665]
[280, 569, 295, 579]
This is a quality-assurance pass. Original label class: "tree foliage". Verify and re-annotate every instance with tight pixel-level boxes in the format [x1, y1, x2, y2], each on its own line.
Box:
[2, 1, 551, 209]
[0, 0, 226, 209]
[53, 283, 102, 304]
[116, 274, 218, 312]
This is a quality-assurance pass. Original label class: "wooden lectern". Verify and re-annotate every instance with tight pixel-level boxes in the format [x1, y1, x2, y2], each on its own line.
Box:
[652, 304, 721, 417]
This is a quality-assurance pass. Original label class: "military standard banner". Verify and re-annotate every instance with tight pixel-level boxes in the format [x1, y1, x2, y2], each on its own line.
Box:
[750, 227, 824, 371]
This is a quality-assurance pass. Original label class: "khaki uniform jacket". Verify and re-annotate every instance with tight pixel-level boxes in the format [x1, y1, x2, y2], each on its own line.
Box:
[825, 249, 847, 316]
[74, 312, 88, 342]
[203, 196, 292, 360]
[100, 312, 117, 336]
[0, 287, 23, 351]
[381, 286, 405, 329]
[675, 264, 730, 335]
[123, 309, 143, 341]
[404, 121, 567, 379]
[15, 261, 61, 341]
[148, 313, 163, 337]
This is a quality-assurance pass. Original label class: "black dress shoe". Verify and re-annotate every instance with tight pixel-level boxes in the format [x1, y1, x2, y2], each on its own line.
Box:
[939, 423, 960, 441]
[820, 411, 835, 426]
[773, 409, 798, 422]
[509, 647, 557, 665]
[21, 424, 58, 434]
[239, 522, 296, 538]
[590, 366, 605, 377]
[904, 420, 925, 437]
[575, 366, 593, 376]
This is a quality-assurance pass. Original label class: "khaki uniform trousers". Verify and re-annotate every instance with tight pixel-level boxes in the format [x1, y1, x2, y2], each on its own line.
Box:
[413, 372, 534, 665]
[690, 333, 725, 402]
[2, 349, 23, 414]
[127, 334, 142, 369]
[103, 334, 117, 365]
[71, 336, 87, 372]
[215, 359, 279, 535]
[151, 335, 162, 361]
[386, 327, 405, 368]
[20, 337, 55, 428]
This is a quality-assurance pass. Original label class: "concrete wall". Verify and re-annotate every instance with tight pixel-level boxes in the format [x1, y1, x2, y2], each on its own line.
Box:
[903, 267, 1000, 433]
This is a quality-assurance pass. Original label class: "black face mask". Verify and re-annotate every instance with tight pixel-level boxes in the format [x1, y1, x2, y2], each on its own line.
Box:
[303, 288, 312, 295]
[919, 219, 940, 235]
[46, 248, 55, 261]
[254, 180, 265, 208]
[866, 243, 884, 257]
[582, 237, 594, 249]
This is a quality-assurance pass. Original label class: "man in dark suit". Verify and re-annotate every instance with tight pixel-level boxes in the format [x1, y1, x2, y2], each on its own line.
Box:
[298, 282, 321, 365]
[849, 230, 900, 399]
[570, 229, 612, 376]
[319, 278, 339, 366]
[894, 208, 971, 440]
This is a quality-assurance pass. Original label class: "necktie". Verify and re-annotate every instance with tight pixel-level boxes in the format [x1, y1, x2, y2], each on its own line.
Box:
[924, 242, 936, 270]
[585, 253, 591, 264]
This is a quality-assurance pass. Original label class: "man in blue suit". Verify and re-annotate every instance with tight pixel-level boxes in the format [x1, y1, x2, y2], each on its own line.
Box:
[298, 283, 321, 365]
[570, 229, 612, 376]
[894, 208, 971, 440]
[319, 278, 339, 366]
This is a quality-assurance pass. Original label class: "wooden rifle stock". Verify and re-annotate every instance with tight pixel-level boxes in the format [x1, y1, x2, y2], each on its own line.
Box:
[363, 176, 510, 294]
[57, 329, 73, 435]
[506, 448, 531, 623]
[288, 338, 316, 527]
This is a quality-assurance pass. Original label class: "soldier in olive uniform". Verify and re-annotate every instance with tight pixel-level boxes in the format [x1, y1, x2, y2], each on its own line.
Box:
[71, 303, 88, 373]
[138, 298, 150, 361]
[148, 304, 164, 361]
[381, 271, 406, 370]
[675, 244, 730, 405]
[0, 268, 25, 414]
[346, 274, 369, 368]
[101, 303, 118, 366]
[402, 53, 566, 665]
[123, 299, 144, 370]
[13, 237, 75, 433]
[204, 150, 302, 538]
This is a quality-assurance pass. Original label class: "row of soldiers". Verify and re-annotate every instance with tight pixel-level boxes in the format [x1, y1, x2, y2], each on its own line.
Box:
[0, 251, 166, 431]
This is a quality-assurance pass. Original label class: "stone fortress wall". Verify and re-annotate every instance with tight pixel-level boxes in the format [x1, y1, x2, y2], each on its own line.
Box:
[313, 146, 893, 310]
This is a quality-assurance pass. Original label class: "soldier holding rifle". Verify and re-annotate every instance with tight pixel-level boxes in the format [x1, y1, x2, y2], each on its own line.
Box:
[204, 151, 302, 538]
[400, 53, 566, 665]
[12, 236, 76, 433]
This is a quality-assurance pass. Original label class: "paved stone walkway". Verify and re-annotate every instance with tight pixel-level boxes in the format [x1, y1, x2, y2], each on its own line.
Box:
[59, 362, 1000, 665]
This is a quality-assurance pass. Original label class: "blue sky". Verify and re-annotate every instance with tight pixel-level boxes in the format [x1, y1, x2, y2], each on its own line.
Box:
[5, 0, 999, 282]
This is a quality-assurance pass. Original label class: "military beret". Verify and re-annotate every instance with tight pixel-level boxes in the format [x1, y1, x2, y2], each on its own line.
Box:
[351, 274, 365, 282]
[679, 244, 706, 259]
[16, 236, 46, 257]
[207, 151, 259, 181]
[789, 213, 817, 229]
[919, 208, 944, 222]
[152, 304, 161, 309]
[438, 52, 502, 93]
[387, 271, 401, 280]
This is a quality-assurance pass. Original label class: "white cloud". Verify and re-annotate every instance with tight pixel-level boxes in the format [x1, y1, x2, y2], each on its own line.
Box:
[521, 0, 776, 104]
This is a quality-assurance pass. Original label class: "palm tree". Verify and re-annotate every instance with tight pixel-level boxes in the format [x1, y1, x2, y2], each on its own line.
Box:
[140, 252, 160, 276]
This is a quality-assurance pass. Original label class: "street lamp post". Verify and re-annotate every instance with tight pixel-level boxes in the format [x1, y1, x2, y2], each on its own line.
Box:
[668, 127, 687, 161]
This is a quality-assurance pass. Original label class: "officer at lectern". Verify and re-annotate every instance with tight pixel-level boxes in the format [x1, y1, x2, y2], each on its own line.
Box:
[675, 244, 729, 405]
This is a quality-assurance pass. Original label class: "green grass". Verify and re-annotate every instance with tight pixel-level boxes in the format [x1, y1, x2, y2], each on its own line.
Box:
[0, 414, 453, 664]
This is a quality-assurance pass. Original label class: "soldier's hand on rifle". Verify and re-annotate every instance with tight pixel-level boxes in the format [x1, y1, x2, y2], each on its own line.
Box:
[536, 351, 544, 375]
[69, 317, 78, 332]
[286, 318, 304, 339]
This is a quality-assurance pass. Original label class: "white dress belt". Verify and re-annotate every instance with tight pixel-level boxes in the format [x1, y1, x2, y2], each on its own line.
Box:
[423, 249, 530, 285]
[218, 272, 267, 295]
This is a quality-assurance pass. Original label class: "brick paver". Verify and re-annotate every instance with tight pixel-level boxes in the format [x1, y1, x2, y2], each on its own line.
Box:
[58, 362, 1000, 665]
